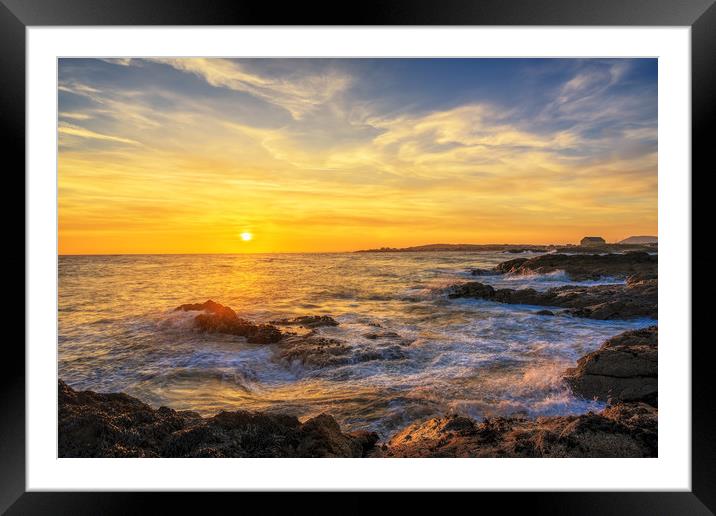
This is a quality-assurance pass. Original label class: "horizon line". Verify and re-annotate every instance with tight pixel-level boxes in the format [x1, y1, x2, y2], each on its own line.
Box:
[58, 240, 651, 256]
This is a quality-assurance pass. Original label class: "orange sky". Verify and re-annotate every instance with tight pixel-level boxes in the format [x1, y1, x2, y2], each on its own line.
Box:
[58, 58, 657, 254]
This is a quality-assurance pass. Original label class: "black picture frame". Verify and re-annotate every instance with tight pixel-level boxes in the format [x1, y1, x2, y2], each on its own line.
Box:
[3, 0, 711, 511]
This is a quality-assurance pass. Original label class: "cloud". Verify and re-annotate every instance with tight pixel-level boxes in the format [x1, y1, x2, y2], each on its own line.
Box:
[100, 58, 134, 66]
[59, 112, 93, 121]
[150, 58, 352, 119]
[59, 122, 141, 145]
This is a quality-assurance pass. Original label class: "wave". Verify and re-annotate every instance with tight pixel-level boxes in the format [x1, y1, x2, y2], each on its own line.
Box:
[504, 269, 571, 282]
[446, 362, 606, 420]
[502, 269, 623, 284]
[155, 308, 202, 331]
[480, 269, 625, 291]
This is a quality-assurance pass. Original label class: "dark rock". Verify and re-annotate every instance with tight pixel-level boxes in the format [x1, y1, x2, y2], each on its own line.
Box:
[564, 326, 657, 406]
[448, 282, 496, 299]
[175, 299, 234, 315]
[175, 300, 283, 344]
[275, 332, 408, 367]
[58, 380, 377, 458]
[535, 310, 554, 316]
[271, 315, 339, 328]
[363, 331, 401, 340]
[362, 330, 415, 348]
[373, 402, 657, 458]
[494, 258, 529, 274]
[245, 324, 284, 344]
[448, 280, 657, 320]
[354, 345, 407, 362]
[275, 335, 353, 367]
[347, 430, 381, 455]
[470, 268, 496, 276]
[496, 252, 657, 281]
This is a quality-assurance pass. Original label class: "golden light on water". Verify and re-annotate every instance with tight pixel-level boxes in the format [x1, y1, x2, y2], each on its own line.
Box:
[240, 232, 253, 242]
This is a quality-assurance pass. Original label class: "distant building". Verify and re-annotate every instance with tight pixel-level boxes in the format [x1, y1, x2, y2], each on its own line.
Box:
[580, 236, 606, 246]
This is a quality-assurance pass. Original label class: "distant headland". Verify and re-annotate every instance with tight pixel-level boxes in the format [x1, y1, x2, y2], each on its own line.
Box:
[618, 235, 658, 245]
[354, 237, 657, 254]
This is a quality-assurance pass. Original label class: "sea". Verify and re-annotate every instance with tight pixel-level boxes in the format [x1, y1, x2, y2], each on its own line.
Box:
[58, 251, 655, 437]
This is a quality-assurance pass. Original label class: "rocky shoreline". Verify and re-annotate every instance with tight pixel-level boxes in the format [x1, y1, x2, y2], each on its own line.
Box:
[58, 379, 378, 458]
[58, 325, 658, 458]
[456, 252, 657, 320]
[449, 277, 657, 320]
[483, 251, 657, 281]
[371, 402, 656, 458]
[59, 251, 658, 458]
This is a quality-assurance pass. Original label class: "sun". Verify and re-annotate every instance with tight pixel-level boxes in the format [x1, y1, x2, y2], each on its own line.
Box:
[240, 232, 253, 242]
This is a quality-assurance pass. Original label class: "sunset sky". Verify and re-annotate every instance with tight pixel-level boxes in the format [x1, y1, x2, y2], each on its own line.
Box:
[58, 58, 657, 254]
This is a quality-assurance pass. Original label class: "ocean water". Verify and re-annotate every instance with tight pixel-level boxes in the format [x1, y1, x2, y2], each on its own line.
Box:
[58, 252, 655, 437]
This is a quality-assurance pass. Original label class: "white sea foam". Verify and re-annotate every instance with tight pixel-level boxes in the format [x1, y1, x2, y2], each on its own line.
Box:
[483, 269, 625, 291]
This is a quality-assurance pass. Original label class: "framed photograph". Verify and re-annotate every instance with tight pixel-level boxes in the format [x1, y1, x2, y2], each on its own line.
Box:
[5, 0, 711, 510]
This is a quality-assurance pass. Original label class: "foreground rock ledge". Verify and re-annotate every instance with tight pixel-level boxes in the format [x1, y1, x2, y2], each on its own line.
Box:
[565, 326, 658, 406]
[59, 379, 657, 458]
[372, 403, 657, 458]
[58, 380, 377, 458]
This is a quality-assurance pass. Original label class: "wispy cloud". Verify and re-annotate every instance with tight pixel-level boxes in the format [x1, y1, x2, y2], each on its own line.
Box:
[59, 122, 141, 145]
[59, 112, 93, 121]
[151, 58, 351, 119]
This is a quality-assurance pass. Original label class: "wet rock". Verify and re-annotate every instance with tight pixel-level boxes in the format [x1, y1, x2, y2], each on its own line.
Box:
[175, 300, 283, 344]
[58, 380, 377, 458]
[363, 331, 401, 340]
[373, 402, 657, 458]
[448, 280, 657, 320]
[626, 273, 658, 285]
[271, 315, 339, 328]
[275, 335, 353, 367]
[346, 430, 381, 455]
[565, 326, 657, 406]
[245, 324, 283, 344]
[362, 331, 414, 347]
[494, 257, 529, 274]
[470, 268, 496, 276]
[449, 282, 497, 299]
[354, 345, 407, 362]
[535, 310, 554, 316]
[559, 279, 657, 320]
[496, 252, 657, 281]
[275, 332, 408, 367]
